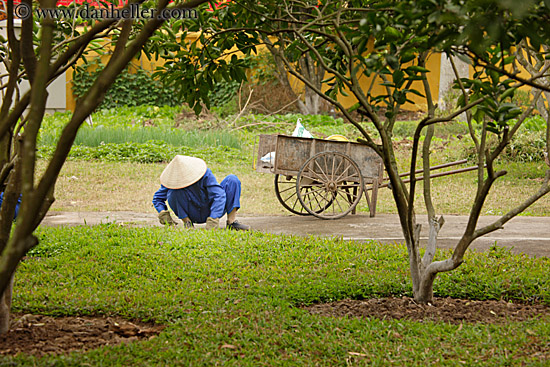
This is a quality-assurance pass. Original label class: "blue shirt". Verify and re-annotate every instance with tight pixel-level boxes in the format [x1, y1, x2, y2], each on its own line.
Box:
[152, 168, 226, 223]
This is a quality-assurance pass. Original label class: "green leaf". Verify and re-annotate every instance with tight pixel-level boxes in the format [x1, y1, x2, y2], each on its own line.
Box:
[348, 103, 361, 112]
[401, 51, 416, 64]
[393, 70, 405, 88]
[357, 37, 369, 55]
[405, 88, 425, 98]
[384, 26, 401, 41]
[487, 125, 500, 134]
[385, 54, 399, 70]
[499, 87, 516, 101]
[405, 65, 430, 73]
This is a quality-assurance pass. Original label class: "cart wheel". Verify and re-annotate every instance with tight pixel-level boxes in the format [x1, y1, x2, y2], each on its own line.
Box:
[274, 174, 311, 215]
[296, 151, 364, 219]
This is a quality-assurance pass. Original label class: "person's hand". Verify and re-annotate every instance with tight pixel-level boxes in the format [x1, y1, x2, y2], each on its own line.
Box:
[158, 210, 178, 226]
[205, 217, 219, 230]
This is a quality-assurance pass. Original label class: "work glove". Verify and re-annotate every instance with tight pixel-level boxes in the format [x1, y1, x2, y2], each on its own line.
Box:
[158, 210, 178, 226]
[205, 217, 219, 230]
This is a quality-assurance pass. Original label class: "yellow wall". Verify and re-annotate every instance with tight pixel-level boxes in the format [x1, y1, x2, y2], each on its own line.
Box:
[336, 52, 441, 111]
[66, 33, 541, 114]
[66, 49, 176, 112]
[66, 33, 200, 111]
[65, 34, 442, 113]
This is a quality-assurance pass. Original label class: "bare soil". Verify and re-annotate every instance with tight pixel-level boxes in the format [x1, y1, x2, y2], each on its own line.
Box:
[2, 297, 549, 357]
[0, 313, 164, 357]
[305, 296, 550, 325]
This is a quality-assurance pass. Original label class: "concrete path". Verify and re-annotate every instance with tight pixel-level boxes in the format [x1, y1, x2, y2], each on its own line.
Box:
[41, 211, 550, 257]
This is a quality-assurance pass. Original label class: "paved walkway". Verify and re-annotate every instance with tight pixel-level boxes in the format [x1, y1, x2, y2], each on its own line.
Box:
[41, 212, 550, 257]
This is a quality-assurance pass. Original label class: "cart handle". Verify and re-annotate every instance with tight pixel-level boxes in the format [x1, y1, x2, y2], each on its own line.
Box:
[384, 159, 468, 180]
[252, 135, 259, 170]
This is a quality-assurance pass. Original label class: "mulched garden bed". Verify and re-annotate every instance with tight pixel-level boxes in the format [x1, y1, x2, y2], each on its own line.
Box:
[0, 313, 164, 357]
[1, 297, 548, 357]
[305, 296, 550, 324]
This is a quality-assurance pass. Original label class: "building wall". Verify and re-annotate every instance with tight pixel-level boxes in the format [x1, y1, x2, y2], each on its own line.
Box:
[332, 52, 442, 112]
[0, 21, 536, 116]
[66, 38, 447, 113]
[60, 31, 533, 115]
[0, 19, 66, 113]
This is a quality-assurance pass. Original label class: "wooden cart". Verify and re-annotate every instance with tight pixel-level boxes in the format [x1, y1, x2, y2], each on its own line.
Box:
[255, 134, 384, 219]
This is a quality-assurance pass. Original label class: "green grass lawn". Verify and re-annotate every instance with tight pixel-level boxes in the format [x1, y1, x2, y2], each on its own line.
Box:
[5, 226, 548, 366]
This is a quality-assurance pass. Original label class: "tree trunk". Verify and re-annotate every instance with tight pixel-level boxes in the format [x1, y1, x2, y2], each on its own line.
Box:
[265, 38, 325, 115]
[0, 276, 13, 334]
[297, 54, 324, 115]
[415, 272, 436, 304]
[300, 86, 322, 115]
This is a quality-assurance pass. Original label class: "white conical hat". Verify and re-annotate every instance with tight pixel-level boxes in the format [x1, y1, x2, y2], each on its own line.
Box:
[160, 155, 207, 189]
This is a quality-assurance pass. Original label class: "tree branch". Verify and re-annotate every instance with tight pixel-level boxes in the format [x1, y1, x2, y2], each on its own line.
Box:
[473, 171, 550, 240]
[20, 0, 37, 84]
[470, 49, 550, 92]
[448, 54, 479, 151]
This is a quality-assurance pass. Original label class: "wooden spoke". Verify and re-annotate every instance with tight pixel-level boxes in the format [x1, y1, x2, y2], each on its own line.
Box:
[274, 174, 310, 215]
[297, 151, 364, 219]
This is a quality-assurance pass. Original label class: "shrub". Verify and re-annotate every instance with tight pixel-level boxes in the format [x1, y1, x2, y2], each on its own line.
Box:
[72, 59, 183, 109]
[504, 129, 546, 162]
[37, 141, 244, 164]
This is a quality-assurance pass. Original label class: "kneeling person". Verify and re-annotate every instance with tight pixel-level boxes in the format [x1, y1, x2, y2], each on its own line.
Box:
[152, 155, 249, 230]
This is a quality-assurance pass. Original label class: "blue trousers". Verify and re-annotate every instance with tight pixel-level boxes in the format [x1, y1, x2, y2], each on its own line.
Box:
[220, 174, 241, 215]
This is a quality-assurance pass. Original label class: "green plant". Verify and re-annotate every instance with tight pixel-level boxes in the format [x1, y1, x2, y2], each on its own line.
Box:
[72, 59, 183, 109]
[523, 115, 547, 132]
[6, 226, 549, 365]
[40, 126, 241, 149]
[209, 80, 241, 108]
[37, 141, 244, 164]
[504, 129, 547, 162]
[246, 52, 278, 86]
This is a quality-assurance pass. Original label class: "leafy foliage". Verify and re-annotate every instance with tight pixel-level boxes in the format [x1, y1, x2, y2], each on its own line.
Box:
[38, 107, 244, 163]
[504, 129, 547, 162]
[454, 47, 523, 135]
[72, 59, 183, 109]
[209, 80, 241, 108]
[40, 126, 241, 150]
[38, 141, 244, 164]
[246, 52, 278, 85]
[148, 18, 253, 115]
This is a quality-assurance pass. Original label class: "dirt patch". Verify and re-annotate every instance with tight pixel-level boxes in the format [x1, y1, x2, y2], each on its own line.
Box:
[305, 297, 550, 324]
[345, 107, 424, 123]
[3, 298, 548, 357]
[0, 313, 164, 357]
[174, 107, 222, 130]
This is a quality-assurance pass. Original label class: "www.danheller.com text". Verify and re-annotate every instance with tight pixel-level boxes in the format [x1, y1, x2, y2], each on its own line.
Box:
[16, 3, 198, 20]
